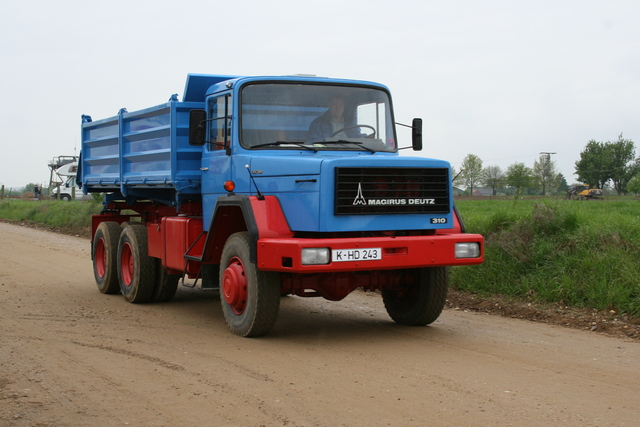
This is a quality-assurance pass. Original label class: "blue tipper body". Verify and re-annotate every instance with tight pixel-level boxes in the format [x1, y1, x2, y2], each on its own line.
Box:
[80, 98, 203, 199]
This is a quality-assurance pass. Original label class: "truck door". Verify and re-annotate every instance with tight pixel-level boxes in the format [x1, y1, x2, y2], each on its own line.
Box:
[201, 94, 233, 231]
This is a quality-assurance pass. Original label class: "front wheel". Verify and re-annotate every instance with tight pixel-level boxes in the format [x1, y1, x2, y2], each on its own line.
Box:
[382, 267, 449, 326]
[219, 232, 281, 337]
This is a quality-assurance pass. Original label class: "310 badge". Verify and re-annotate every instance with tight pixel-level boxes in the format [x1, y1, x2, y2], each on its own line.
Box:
[430, 218, 448, 224]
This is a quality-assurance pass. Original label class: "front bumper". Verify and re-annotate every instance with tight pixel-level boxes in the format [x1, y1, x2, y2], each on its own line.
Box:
[256, 233, 484, 273]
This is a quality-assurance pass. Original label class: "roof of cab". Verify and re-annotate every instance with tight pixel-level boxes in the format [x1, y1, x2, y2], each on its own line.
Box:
[182, 73, 389, 103]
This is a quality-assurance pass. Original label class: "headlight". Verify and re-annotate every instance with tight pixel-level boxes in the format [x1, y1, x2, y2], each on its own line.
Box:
[455, 242, 480, 258]
[301, 248, 330, 265]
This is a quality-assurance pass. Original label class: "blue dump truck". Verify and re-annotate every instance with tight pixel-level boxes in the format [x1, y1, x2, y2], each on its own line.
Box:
[80, 74, 484, 337]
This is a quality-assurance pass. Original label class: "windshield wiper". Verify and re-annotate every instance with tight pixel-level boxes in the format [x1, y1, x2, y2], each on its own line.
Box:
[317, 140, 376, 153]
[251, 141, 318, 152]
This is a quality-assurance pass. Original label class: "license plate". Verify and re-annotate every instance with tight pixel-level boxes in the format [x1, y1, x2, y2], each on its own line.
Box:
[331, 248, 382, 262]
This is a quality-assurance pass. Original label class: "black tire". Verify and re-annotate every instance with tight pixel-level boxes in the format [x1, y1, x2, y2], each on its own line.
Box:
[151, 260, 180, 302]
[92, 221, 122, 294]
[201, 264, 220, 290]
[382, 267, 449, 326]
[117, 224, 156, 303]
[61, 194, 71, 201]
[219, 232, 280, 337]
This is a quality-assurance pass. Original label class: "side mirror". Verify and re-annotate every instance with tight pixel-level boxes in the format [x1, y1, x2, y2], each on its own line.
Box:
[189, 109, 206, 146]
[412, 118, 423, 151]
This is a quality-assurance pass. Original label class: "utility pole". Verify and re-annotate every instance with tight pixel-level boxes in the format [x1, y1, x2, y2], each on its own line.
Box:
[539, 152, 556, 196]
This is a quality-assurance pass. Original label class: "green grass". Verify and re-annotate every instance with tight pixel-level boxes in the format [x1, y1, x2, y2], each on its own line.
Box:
[453, 197, 640, 317]
[0, 199, 101, 236]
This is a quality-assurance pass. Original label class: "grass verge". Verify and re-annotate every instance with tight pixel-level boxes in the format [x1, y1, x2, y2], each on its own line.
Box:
[0, 199, 101, 237]
[453, 198, 640, 319]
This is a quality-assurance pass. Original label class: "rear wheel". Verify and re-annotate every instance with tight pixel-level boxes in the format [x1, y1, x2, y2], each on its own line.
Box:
[117, 224, 156, 303]
[92, 221, 122, 294]
[382, 267, 449, 326]
[219, 232, 280, 337]
[151, 260, 180, 302]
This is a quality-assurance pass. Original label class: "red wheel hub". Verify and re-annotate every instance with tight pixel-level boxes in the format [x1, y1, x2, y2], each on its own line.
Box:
[222, 257, 248, 315]
[95, 238, 107, 278]
[120, 242, 134, 287]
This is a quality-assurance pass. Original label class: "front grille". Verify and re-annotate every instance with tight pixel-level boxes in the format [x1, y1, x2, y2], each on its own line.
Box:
[335, 167, 450, 215]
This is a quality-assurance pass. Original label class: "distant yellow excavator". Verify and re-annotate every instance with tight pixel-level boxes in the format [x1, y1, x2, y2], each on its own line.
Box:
[566, 184, 604, 200]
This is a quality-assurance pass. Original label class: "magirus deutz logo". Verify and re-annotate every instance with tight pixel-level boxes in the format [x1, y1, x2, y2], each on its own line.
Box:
[352, 183, 435, 206]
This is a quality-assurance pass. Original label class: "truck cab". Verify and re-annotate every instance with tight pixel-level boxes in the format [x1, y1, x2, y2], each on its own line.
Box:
[187, 75, 437, 234]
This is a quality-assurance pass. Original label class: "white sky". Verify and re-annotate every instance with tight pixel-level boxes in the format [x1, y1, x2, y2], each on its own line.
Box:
[1, 0, 638, 189]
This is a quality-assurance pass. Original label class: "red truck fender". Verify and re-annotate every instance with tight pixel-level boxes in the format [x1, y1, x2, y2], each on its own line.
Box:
[200, 195, 293, 265]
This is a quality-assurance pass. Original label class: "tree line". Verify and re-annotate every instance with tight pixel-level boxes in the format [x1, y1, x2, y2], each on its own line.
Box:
[455, 134, 640, 196]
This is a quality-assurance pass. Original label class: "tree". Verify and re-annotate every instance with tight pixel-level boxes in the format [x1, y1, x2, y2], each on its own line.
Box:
[459, 154, 483, 195]
[628, 175, 640, 195]
[532, 154, 560, 195]
[608, 134, 639, 195]
[556, 173, 569, 195]
[574, 140, 611, 189]
[482, 165, 503, 196]
[575, 135, 639, 194]
[505, 162, 532, 196]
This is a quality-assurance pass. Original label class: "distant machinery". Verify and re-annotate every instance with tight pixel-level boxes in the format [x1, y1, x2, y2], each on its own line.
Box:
[566, 184, 603, 200]
[47, 155, 78, 198]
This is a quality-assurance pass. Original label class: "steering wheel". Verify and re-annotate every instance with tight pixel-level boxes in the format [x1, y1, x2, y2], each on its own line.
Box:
[330, 124, 376, 138]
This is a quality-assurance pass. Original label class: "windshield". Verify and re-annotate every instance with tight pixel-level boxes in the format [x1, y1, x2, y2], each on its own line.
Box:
[240, 83, 396, 152]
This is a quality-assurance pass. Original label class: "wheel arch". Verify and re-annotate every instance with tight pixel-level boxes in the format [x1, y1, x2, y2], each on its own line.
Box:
[203, 195, 294, 266]
[203, 196, 259, 265]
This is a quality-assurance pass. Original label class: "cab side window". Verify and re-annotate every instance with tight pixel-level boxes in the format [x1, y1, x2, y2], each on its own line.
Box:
[208, 95, 232, 151]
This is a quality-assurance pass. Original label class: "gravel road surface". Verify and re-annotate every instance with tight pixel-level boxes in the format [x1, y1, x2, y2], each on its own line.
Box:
[1, 221, 638, 426]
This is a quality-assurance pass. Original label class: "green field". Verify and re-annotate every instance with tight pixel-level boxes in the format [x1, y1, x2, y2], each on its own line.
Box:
[453, 197, 640, 318]
[0, 199, 100, 236]
[2, 196, 639, 317]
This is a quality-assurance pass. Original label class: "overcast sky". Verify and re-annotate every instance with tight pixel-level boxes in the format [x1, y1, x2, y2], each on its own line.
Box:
[1, 0, 638, 189]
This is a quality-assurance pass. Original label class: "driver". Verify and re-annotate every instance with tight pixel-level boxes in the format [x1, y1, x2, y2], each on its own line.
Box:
[307, 96, 362, 142]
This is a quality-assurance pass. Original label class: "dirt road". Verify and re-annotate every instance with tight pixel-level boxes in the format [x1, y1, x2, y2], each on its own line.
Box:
[1, 221, 639, 426]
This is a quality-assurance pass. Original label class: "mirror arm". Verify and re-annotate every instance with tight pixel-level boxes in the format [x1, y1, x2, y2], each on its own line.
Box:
[395, 119, 423, 151]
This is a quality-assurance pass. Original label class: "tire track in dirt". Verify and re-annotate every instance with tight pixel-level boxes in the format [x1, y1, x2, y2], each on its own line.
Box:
[69, 341, 187, 372]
